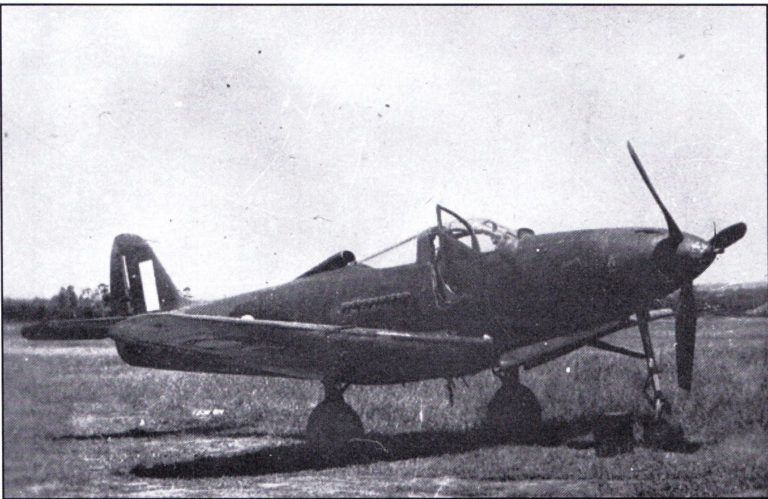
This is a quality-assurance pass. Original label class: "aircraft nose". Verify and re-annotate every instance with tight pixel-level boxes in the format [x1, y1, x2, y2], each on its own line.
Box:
[673, 222, 747, 281]
[674, 234, 716, 280]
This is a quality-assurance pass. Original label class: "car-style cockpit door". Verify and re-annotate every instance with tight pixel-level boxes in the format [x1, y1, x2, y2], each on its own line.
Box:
[436, 205, 480, 251]
[432, 205, 487, 305]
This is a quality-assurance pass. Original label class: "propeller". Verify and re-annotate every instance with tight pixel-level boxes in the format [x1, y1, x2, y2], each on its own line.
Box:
[626, 142, 746, 391]
[628, 142, 695, 389]
[709, 222, 747, 254]
[675, 280, 696, 390]
[627, 141, 683, 246]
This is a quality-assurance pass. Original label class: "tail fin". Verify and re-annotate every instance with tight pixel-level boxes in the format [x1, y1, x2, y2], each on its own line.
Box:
[109, 234, 186, 315]
[22, 234, 186, 340]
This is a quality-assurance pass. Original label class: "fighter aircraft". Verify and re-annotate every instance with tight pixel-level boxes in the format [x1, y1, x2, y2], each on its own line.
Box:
[23, 142, 746, 453]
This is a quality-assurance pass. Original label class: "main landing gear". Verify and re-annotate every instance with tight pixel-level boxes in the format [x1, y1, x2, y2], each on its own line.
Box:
[482, 366, 542, 444]
[305, 380, 364, 455]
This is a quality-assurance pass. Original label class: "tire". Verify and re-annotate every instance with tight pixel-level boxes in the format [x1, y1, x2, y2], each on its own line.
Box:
[640, 418, 685, 450]
[483, 383, 542, 444]
[594, 412, 634, 457]
[305, 399, 364, 455]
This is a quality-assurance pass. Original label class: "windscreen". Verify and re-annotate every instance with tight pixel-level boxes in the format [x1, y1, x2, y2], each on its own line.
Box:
[448, 218, 522, 252]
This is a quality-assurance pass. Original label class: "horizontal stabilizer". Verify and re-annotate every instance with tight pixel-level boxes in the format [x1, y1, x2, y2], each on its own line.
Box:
[21, 317, 126, 340]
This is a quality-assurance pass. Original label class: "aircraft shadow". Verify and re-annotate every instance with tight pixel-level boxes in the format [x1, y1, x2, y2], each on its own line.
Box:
[129, 415, 701, 479]
[53, 423, 295, 441]
[131, 427, 503, 479]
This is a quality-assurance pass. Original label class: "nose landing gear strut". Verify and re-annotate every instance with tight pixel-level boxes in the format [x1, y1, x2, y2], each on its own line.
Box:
[635, 310, 685, 449]
[592, 310, 686, 454]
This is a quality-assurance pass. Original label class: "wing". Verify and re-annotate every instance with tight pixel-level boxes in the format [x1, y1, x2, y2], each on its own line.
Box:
[498, 309, 674, 370]
[109, 313, 496, 384]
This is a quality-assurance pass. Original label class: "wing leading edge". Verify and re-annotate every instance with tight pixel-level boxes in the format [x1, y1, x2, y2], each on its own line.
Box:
[109, 313, 497, 384]
[498, 309, 675, 370]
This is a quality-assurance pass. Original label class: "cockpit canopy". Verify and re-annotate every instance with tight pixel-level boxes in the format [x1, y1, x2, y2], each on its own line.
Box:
[449, 218, 533, 252]
[360, 206, 534, 268]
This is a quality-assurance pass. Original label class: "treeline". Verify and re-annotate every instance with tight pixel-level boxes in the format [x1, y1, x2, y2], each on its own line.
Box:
[3, 284, 114, 322]
[655, 282, 768, 317]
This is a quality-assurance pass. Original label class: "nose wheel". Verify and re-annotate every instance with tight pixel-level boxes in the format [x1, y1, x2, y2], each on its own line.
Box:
[482, 367, 542, 444]
[305, 380, 364, 456]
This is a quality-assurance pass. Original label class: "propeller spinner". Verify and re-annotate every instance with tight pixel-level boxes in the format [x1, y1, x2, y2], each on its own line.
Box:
[627, 142, 747, 390]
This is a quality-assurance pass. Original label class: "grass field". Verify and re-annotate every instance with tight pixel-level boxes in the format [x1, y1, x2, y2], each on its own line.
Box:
[3, 317, 767, 496]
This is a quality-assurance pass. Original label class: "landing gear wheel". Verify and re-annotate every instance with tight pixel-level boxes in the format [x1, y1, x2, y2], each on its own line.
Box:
[483, 383, 542, 444]
[306, 399, 364, 456]
[640, 417, 685, 450]
[594, 412, 634, 457]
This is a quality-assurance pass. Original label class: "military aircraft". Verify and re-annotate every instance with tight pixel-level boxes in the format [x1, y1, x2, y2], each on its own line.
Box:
[23, 142, 746, 453]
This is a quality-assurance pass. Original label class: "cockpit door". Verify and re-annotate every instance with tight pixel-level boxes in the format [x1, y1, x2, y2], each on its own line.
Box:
[433, 205, 487, 305]
[436, 205, 479, 251]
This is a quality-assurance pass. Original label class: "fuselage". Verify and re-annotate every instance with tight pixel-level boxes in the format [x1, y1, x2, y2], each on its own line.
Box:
[181, 225, 715, 354]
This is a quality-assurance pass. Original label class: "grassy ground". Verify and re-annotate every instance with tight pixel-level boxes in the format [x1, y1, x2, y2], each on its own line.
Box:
[3, 317, 767, 496]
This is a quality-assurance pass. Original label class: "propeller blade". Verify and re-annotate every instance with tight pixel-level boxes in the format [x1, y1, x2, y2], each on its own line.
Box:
[627, 141, 684, 245]
[675, 280, 697, 390]
[709, 222, 747, 252]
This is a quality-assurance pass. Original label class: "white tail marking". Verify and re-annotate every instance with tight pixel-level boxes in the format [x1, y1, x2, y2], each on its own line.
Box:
[121, 255, 130, 291]
[139, 259, 160, 312]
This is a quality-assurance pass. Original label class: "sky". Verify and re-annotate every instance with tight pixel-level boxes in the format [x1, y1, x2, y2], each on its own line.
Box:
[2, 6, 766, 299]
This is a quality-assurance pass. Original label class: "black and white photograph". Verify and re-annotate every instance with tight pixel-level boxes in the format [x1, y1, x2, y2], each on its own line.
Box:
[3, 5, 766, 496]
